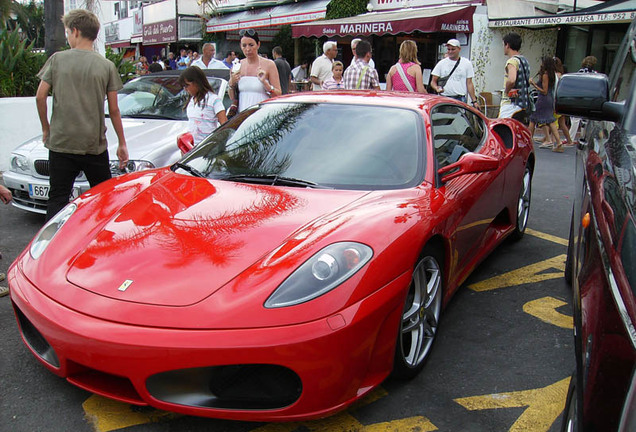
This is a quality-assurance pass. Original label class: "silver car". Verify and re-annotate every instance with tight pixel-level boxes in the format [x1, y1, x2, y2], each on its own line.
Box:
[4, 69, 230, 214]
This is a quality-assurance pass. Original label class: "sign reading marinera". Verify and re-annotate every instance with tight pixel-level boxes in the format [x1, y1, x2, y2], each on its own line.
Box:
[292, 6, 474, 38]
[143, 19, 177, 44]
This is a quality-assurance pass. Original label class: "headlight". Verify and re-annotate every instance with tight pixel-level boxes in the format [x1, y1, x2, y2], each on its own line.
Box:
[109, 160, 155, 175]
[30, 204, 77, 260]
[10, 154, 29, 173]
[264, 242, 373, 308]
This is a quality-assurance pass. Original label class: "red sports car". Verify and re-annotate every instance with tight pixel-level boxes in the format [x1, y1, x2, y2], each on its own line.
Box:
[9, 92, 534, 421]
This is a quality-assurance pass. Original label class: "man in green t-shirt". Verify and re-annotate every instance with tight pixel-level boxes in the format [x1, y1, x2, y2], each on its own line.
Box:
[36, 9, 128, 221]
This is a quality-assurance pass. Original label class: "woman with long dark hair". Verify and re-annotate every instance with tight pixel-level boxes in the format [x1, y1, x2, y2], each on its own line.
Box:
[529, 56, 563, 152]
[228, 29, 281, 112]
[179, 66, 227, 145]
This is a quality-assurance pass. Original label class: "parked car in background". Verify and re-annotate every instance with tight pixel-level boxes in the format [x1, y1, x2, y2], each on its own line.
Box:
[9, 91, 534, 421]
[557, 17, 636, 432]
[4, 69, 230, 214]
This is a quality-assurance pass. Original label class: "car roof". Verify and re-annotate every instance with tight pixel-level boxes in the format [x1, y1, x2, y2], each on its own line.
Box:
[268, 91, 460, 112]
[145, 69, 230, 80]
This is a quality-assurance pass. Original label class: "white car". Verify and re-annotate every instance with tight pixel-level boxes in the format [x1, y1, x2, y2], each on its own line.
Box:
[4, 69, 230, 214]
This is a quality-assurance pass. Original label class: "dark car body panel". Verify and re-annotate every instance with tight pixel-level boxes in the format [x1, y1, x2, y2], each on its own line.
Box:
[558, 17, 636, 432]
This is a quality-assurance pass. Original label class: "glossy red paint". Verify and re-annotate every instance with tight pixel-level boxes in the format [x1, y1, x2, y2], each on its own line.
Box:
[9, 92, 534, 421]
[177, 132, 194, 155]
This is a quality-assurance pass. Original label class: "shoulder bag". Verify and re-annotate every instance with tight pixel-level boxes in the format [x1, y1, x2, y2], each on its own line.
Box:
[437, 57, 461, 88]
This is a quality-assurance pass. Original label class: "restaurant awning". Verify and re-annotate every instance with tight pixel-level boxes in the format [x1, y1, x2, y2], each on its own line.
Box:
[206, 0, 330, 33]
[291, 5, 476, 38]
[488, 0, 636, 28]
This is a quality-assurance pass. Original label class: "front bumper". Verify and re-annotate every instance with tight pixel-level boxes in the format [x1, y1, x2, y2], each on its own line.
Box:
[3, 170, 86, 214]
[8, 262, 408, 421]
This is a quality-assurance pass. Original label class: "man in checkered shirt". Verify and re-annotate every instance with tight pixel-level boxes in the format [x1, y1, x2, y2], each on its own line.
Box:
[343, 40, 380, 90]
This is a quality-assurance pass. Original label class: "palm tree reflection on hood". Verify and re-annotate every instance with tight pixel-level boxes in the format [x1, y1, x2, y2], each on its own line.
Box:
[73, 170, 303, 271]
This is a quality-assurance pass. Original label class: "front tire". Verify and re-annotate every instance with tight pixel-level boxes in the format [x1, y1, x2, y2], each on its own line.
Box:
[511, 166, 532, 240]
[392, 247, 443, 380]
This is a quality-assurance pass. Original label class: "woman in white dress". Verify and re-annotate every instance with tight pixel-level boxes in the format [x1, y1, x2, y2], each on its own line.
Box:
[228, 29, 281, 112]
[179, 66, 227, 145]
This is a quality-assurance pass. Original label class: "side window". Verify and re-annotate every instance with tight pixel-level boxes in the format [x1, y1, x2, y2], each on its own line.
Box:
[431, 105, 485, 169]
[610, 31, 635, 104]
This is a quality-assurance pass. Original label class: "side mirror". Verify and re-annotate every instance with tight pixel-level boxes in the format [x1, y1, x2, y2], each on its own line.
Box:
[555, 73, 624, 122]
[177, 132, 194, 155]
[438, 153, 499, 183]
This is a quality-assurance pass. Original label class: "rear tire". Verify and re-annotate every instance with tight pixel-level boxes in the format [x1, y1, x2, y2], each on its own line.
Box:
[511, 166, 532, 241]
[392, 246, 443, 380]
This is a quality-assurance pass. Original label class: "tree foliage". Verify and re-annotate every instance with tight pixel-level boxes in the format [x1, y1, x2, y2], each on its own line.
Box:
[0, 27, 46, 96]
[105, 47, 136, 84]
[271, 25, 294, 61]
[325, 0, 367, 19]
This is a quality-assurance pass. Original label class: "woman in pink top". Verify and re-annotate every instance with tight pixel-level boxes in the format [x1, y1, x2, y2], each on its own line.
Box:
[386, 40, 427, 93]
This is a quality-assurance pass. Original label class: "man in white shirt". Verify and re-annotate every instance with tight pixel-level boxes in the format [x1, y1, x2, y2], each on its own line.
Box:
[350, 38, 375, 70]
[310, 41, 337, 91]
[192, 43, 229, 69]
[430, 39, 479, 109]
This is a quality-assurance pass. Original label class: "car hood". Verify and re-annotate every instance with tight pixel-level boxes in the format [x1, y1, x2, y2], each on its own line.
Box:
[13, 118, 187, 161]
[65, 173, 369, 307]
[105, 117, 187, 160]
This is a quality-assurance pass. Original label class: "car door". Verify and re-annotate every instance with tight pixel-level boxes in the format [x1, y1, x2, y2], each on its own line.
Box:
[430, 104, 505, 283]
[569, 21, 636, 431]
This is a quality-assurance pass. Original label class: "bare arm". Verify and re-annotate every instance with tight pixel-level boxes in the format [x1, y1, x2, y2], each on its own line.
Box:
[431, 75, 442, 94]
[414, 65, 426, 93]
[530, 72, 550, 95]
[216, 110, 228, 125]
[466, 78, 479, 108]
[0, 185, 12, 204]
[106, 90, 128, 170]
[504, 63, 517, 94]
[35, 80, 51, 143]
[385, 66, 395, 91]
[261, 60, 281, 97]
[309, 75, 322, 87]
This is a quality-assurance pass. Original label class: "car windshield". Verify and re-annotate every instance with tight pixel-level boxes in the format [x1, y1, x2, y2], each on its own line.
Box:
[107, 75, 224, 120]
[177, 102, 425, 190]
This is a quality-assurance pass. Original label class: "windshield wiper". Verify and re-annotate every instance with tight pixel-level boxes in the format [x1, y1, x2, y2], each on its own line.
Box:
[173, 162, 205, 178]
[119, 113, 181, 120]
[221, 174, 320, 188]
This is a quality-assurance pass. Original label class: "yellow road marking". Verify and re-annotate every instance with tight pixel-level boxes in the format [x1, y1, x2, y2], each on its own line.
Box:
[526, 229, 568, 246]
[523, 296, 573, 329]
[454, 377, 570, 432]
[250, 387, 437, 432]
[250, 413, 437, 432]
[83, 395, 178, 432]
[468, 255, 566, 292]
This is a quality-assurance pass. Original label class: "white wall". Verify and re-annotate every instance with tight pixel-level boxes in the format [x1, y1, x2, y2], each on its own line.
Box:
[0, 97, 50, 173]
[470, 6, 559, 95]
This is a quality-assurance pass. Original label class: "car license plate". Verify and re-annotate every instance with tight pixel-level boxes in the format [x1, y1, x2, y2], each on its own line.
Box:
[29, 184, 49, 199]
[28, 184, 80, 200]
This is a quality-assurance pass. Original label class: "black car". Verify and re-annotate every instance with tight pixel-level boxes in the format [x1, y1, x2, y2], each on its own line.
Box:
[556, 18, 636, 432]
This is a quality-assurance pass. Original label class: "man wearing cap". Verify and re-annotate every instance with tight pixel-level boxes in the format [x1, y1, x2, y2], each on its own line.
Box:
[431, 39, 479, 109]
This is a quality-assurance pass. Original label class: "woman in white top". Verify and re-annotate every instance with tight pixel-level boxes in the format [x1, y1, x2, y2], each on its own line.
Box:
[179, 66, 227, 145]
[228, 29, 281, 112]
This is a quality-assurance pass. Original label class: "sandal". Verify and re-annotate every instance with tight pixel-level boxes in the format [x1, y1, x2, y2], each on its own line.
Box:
[0, 285, 8, 298]
[552, 144, 565, 153]
[539, 142, 553, 149]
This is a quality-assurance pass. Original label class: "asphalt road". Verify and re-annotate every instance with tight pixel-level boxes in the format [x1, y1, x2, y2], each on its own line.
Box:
[0, 144, 576, 432]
